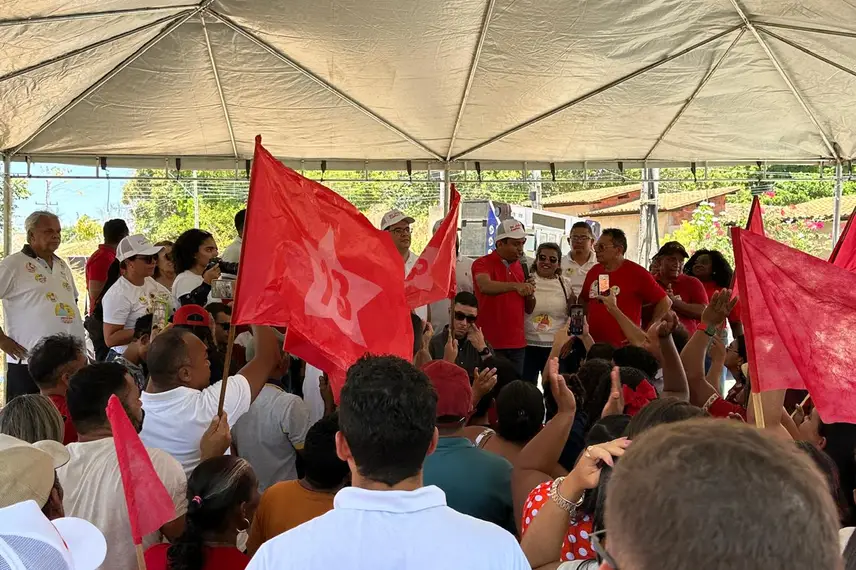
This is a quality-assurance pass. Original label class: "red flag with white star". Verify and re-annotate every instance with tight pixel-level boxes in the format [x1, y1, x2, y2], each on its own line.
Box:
[404, 186, 460, 309]
[830, 207, 856, 272]
[232, 137, 414, 396]
[732, 227, 856, 423]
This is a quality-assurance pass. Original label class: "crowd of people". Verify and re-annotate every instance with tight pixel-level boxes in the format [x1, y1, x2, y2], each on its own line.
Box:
[0, 206, 854, 570]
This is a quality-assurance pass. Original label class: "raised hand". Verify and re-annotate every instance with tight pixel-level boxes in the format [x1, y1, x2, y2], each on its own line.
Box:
[601, 366, 625, 417]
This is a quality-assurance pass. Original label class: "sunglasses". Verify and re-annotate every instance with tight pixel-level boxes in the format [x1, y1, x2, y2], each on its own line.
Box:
[454, 311, 477, 324]
[218, 322, 231, 331]
[538, 254, 559, 263]
[130, 255, 156, 264]
[591, 530, 619, 569]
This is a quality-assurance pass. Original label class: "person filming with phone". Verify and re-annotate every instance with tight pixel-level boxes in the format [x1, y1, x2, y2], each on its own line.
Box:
[522, 243, 574, 384]
[581, 229, 671, 347]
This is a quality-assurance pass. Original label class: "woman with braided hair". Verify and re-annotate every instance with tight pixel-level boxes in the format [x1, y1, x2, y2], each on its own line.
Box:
[145, 455, 260, 570]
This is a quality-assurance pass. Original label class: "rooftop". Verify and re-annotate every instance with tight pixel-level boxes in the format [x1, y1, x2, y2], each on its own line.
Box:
[584, 187, 740, 216]
[541, 184, 642, 206]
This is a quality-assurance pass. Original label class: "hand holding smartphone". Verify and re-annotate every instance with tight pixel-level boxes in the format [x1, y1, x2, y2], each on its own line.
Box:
[568, 305, 585, 336]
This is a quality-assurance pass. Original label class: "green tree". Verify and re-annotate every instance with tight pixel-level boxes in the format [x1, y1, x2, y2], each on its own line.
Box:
[63, 214, 102, 243]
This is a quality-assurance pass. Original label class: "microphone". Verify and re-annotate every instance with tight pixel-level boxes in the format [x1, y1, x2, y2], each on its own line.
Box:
[521, 261, 530, 280]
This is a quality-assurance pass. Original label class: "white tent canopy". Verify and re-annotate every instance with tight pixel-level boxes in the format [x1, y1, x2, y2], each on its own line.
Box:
[2, 0, 856, 170]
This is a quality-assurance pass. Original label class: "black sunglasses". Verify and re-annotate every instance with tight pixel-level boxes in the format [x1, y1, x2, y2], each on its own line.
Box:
[218, 322, 231, 331]
[538, 254, 559, 263]
[591, 530, 619, 569]
[454, 311, 477, 324]
[130, 255, 155, 264]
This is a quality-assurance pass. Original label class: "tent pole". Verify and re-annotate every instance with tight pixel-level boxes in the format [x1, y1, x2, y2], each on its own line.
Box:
[446, 0, 496, 161]
[757, 27, 856, 79]
[750, 21, 856, 39]
[3, 154, 12, 257]
[10, 4, 210, 156]
[645, 29, 745, 160]
[833, 162, 843, 246]
[442, 164, 451, 214]
[728, 0, 837, 159]
[207, 9, 443, 162]
[0, 4, 197, 26]
[449, 25, 743, 162]
[200, 15, 238, 158]
[193, 171, 200, 228]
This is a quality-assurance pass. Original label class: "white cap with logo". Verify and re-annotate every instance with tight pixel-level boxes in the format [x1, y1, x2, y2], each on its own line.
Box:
[496, 219, 527, 241]
[381, 210, 416, 230]
[0, 500, 107, 570]
[116, 235, 164, 262]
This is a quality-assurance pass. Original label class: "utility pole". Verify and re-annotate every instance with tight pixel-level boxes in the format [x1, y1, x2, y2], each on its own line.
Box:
[36, 179, 58, 212]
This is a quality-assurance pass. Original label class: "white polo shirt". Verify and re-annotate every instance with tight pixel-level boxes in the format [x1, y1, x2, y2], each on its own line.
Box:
[404, 251, 428, 322]
[0, 248, 84, 364]
[247, 485, 529, 570]
[140, 374, 252, 475]
[102, 276, 175, 354]
[561, 250, 598, 298]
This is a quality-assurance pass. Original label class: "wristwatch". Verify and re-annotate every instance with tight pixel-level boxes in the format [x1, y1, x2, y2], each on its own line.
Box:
[696, 323, 717, 337]
[479, 347, 491, 357]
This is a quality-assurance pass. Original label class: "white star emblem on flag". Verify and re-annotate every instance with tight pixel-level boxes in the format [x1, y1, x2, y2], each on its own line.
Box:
[303, 229, 382, 347]
[407, 247, 438, 291]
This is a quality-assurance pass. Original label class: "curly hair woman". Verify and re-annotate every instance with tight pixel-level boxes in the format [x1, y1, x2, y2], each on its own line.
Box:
[145, 456, 260, 570]
[683, 249, 743, 337]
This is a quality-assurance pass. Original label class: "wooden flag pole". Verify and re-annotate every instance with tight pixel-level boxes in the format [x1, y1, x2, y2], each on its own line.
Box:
[217, 321, 238, 417]
[790, 393, 811, 420]
[135, 543, 147, 570]
[751, 393, 766, 429]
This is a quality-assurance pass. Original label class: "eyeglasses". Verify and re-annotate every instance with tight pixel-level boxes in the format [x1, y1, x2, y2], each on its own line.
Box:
[389, 227, 411, 236]
[218, 322, 231, 331]
[571, 235, 592, 241]
[590, 530, 619, 569]
[454, 311, 477, 324]
[595, 243, 615, 252]
[538, 254, 558, 263]
[130, 255, 156, 264]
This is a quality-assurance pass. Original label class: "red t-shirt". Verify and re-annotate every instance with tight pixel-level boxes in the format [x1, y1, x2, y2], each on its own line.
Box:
[47, 394, 77, 445]
[85, 244, 117, 311]
[665, 274, 709, 333]
[145, 544, 249, 570]
[472, 251, 526, 350]
[705, 395, 747, 421]
[582, 260, 667, 347]
[702, 281, 742, 324]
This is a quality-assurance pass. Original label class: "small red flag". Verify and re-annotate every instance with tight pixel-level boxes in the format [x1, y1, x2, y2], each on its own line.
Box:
[405, 186, 461, 308]
[830, 207, 856, 272]
[731, 227, 856, 423]
[106, 394, 175, 545]
[232, 137, 414, 396]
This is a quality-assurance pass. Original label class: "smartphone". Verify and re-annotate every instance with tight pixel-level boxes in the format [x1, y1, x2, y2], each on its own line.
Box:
[150, 300, 170, 337]
[568, 305, 584, 336]
[598, 274, 610, 295]
[211, 278, 235, 300]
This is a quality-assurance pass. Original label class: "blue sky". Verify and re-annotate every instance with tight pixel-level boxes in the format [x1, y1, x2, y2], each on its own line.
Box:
[9, 162, 135, 230]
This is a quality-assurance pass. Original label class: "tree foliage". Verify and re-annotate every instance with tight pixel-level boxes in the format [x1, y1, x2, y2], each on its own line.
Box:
[63, 214, 101, 243]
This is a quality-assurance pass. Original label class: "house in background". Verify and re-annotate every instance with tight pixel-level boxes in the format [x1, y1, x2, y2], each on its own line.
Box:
[541, 184, 642, 216]
[566, 187, 740, 261]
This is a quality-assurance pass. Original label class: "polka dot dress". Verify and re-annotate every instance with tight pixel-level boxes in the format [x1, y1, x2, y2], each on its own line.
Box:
[520, 481, 595, 563]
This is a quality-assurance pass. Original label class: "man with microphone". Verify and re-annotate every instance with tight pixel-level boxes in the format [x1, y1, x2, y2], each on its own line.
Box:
[472, 219, 535, 376]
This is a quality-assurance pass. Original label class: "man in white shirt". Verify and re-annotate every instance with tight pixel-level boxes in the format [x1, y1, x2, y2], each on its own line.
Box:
[60, 361, 187, 570]
[561, 221, 598, 301]
[221, 209, 245, 265]
[247, 355, 529, 570]
[428, 219, 475, 332]
[0, 210, 84, 403]
[381, 209, 428, 322]
[140, 324, 280, 475]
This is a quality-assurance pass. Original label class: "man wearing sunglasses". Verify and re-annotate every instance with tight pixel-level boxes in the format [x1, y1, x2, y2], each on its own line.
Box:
[428, 292, 492, 378]
[561, 221, 597, 300]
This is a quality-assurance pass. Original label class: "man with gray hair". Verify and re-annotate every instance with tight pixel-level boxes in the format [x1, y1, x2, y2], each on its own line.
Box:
[0, 210, 84, 403]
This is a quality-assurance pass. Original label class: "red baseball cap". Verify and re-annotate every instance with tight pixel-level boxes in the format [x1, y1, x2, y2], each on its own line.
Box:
[422, 360, 472, 419]
[173, 305, 211, 327]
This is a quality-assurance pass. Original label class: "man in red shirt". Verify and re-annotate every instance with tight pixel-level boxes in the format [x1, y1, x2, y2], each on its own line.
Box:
[581, 228, 670, 347]
[85, 218, 128, 312]
[472, 219, 534, 377]
[27, 334, 87, 444]
[652, 241, 708, 332]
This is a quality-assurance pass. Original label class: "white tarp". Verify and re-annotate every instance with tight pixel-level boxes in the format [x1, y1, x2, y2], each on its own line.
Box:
[2, 0, 856, 166]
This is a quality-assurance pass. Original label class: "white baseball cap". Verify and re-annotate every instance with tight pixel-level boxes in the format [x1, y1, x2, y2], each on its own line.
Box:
[496, 219, 527, 241]
[116, 234, 164, 262]
[0, 500, 107, 570]
[381, 210, 415, 230]
[0, 435, 70, 509]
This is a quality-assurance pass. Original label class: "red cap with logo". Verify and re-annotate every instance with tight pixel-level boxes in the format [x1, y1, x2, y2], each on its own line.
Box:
[173, 304, 211, 327]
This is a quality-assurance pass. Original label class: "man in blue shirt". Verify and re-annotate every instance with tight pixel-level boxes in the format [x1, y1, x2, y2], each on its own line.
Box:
[422, 360, 517, 535]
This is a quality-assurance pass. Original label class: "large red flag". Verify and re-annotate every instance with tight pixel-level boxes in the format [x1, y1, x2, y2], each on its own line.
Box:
[405, 185, 460, 309]
[232, 137, 414, 395]
[732, 196, 766, 302]
[731, 227, 856, 423]
[829, 207, 856, 271]
[106, 394, 175, 545]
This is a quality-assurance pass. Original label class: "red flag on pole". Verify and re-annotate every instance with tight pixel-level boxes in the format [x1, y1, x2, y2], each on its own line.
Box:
[106, 394, 175, 545]
[405, 185, 461, 309]
[731, 227, 856, 423]
[829, 207, 856, 271]
[732, 196, 766, 301]
[231, 137, 414, 396]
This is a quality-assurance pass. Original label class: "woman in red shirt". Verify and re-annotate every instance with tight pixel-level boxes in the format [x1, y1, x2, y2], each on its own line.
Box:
[684, 249, 743, 338]
[146, 456, 261, 570]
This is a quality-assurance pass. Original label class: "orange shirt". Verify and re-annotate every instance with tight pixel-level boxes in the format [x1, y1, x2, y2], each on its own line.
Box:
[247, 480, 336, 555]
